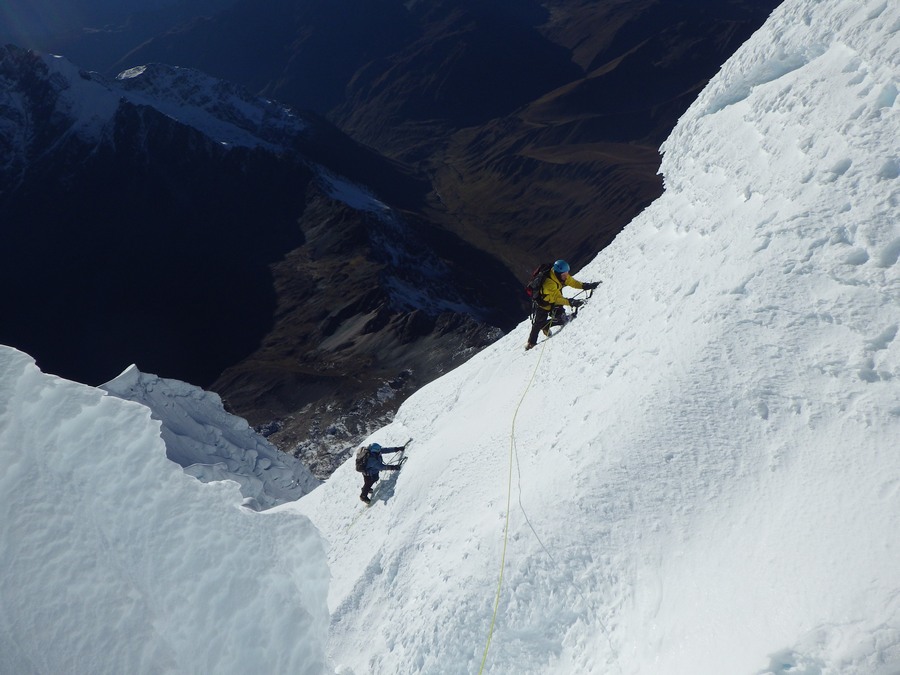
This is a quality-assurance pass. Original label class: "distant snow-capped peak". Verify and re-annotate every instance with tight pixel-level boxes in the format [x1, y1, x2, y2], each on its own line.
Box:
[114, 62, 307, 151]
[0, 45, 309, 154]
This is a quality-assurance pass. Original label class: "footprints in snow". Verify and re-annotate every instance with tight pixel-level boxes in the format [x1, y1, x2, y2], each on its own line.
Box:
[877, 157, 900, 180]
[859, 324, 898, 383]
[866, 324, 899, 352]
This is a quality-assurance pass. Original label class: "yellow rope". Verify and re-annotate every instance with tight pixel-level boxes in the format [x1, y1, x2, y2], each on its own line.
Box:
[479, 298, 621, 673]
[478, 336, 548, 674]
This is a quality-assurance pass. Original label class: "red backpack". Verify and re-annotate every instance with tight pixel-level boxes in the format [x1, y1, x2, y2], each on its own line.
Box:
[525, 263, 553, 303]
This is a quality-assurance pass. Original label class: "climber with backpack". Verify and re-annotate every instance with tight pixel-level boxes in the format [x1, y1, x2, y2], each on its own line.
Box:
[355, 441, 408, 503]
[525, 259, 600, 350]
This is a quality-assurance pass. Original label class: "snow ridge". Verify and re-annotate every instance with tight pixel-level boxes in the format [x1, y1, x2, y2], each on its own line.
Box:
[102, 364, 320, 510]
[0, 347, 330, 674]
[115, 62, 307, 151]
[0, 0, 898, 673]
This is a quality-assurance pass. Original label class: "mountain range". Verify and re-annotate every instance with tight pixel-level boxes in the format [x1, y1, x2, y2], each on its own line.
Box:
[0, 0, 780, 475]
[2, 0, 897, 669]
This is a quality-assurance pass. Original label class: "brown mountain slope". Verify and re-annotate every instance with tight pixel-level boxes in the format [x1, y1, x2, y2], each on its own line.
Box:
[9, 0, 780, 475]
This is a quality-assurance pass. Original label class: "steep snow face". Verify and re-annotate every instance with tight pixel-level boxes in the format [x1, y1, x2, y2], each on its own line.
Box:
[293, 0, 900, 673]
[0, 347, 330, 674]
[0, 0, 897, 672]
[102, 365, 320, 510]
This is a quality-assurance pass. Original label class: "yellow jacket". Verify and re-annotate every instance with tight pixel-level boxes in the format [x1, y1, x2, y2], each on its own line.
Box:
[538, 270, 584, 309]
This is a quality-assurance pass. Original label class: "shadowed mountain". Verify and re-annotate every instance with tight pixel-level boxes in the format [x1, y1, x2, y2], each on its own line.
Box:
[0, 46, 517, 475]
[1, 0, 781, 474]
[419, 0, 779, 278]
[98, 0, 778, 279]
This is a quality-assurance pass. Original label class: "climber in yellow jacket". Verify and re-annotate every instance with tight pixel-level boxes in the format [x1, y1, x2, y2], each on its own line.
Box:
[526, 260, 599, 350]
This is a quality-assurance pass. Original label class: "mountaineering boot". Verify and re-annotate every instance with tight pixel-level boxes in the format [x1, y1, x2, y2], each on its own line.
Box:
[525, 341, 536, 350]
[542, 325, 550, 336]
[360, 494, 371, 504]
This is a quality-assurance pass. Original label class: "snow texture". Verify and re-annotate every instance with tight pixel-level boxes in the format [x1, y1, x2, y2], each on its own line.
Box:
[0, 348, 329, 674]
[294, 0, 900, 673]
[101, 364, 320, 510]
[1, 0, 898, 672]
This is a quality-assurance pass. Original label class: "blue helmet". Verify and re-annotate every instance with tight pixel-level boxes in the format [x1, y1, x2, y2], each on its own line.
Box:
[368, 442, 382, 452]
[553, 259, 570, 274]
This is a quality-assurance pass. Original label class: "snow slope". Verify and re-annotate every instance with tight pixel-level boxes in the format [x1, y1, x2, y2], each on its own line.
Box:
[0, 347, 330, 674]
[0, 0, 897, 673]
[292, 0, 900, 673]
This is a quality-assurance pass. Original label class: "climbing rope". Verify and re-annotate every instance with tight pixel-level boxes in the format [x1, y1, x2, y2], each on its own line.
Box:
[478, 335, 548, 674]
[479, 287, 621, 674]
[512, 443, 623, 674]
